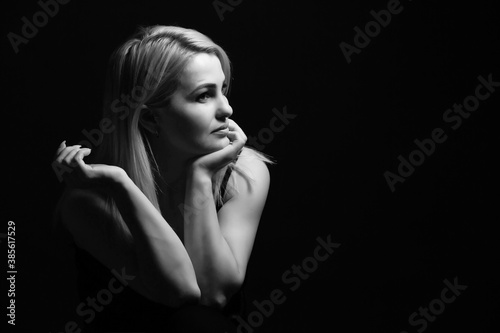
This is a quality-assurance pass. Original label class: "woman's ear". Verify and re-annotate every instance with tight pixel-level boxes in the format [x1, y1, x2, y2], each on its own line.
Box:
[139, 106, 159, 137]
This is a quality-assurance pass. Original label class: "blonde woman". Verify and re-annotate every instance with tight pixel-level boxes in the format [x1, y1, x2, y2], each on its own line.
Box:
[53, 25, 272, 332]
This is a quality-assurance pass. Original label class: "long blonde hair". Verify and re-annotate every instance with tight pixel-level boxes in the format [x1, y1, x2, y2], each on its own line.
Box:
[95, 25, 272, 221]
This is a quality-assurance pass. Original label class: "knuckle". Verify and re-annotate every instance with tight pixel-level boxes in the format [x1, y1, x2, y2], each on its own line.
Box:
[75, 151, 84, 161]
[63, 156, 74, 165]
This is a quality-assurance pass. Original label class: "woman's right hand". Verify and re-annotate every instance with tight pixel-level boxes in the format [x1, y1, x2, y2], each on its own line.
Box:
[53, 141, 126, 190]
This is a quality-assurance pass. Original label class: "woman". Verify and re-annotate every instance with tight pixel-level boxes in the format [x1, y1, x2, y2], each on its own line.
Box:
[53, 25, 272, 332]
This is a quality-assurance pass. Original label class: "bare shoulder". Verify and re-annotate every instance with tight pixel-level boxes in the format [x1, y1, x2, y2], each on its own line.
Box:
[217, 149, 271, 278]
[226, 147, 271, 200]
[235, 147, 272, 183]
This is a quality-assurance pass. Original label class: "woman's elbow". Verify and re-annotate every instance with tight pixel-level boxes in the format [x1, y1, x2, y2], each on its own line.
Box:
[202, 278, 243, 309]
[203, 293, 228, 309]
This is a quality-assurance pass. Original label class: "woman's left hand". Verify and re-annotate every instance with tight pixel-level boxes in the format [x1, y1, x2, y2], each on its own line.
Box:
[190, 119, 247, 176]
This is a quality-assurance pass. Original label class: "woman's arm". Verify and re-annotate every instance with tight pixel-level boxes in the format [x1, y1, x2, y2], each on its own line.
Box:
[183, 122, 270, 308]
[107, 171, 201, 304]
[56, 142, 200, 307]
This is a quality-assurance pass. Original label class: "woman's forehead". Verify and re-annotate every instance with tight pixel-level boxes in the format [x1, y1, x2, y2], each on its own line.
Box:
[178, 53, 225, 91]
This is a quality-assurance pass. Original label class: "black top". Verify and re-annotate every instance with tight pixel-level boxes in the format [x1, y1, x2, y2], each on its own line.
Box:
[72, 164, 244, 332]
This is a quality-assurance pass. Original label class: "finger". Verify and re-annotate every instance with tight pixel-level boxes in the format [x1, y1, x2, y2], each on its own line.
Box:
[75, 148, 92, 161]
[55, 145, 81, 164]
[226, 135, 245, 158]
[74, 148, 92, 167]
[64, 147, 85, 167]
[227, 129, 247, 147]
[58, 145, 81, 164]
[66, 147, 91, 168]
[228, 119, 244, 133]
[75, 149, 92, 173]
[54, 140, 67, 158]
[227, 120, 247, 142]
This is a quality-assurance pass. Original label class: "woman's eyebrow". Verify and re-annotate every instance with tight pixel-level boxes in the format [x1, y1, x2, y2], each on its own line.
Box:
[192, 83, 217, 92]
[188, 81, 226, 95]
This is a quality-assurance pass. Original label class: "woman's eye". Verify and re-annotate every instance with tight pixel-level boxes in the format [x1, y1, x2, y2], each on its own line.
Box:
[196, 84, 227, 102]
[197, 92, 211, 102]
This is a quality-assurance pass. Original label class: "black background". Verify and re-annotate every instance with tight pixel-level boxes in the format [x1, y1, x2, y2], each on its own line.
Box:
[2, 0, 499, 332]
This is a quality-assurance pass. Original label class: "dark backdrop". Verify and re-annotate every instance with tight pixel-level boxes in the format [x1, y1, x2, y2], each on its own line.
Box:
[2, 0, 498, 332]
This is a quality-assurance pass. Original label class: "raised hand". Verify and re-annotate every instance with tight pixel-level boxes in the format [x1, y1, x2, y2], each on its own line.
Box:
[53, 141, 125, 190]
[190, 119, 247, 176]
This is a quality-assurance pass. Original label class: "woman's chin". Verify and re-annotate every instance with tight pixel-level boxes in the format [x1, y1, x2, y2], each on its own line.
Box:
[213, 137, 231, 149]
[192, 137, 231, 156]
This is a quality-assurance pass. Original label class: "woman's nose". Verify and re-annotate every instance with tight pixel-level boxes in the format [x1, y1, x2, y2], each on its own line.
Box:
[217, 94, 233, 119]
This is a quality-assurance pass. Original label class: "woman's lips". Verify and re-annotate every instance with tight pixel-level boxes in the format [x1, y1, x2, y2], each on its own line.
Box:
[212, 124, 229, 133]
[212, 127, 229, 135]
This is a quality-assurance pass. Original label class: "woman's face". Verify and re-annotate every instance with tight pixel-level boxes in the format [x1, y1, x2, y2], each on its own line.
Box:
[157, 52, 233, 157]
